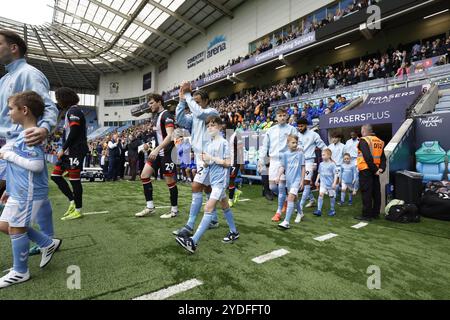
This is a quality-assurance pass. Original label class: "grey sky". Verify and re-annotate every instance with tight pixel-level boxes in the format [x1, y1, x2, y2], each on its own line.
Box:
[2, 0, 54, 25]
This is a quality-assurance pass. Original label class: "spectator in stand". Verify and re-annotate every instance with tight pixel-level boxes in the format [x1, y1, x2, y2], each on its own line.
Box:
[107, 133, 120, 181]
[127, 134, 140, 181]
[395, 62, 410, 79]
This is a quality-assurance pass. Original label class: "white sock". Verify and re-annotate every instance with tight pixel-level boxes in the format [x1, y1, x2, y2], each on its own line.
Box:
[75, 208, 81, 212]
[172, 206, 178, 213]
[70, 200, 75, 205]
[147, 201, 154, 209]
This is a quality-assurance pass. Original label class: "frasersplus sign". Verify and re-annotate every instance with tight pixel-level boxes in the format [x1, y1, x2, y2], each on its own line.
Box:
[319, 86, 422, 129]
[164, 32, 316, 100]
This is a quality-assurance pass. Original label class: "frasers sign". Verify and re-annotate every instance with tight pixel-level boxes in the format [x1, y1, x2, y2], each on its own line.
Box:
[366, 90, 419, 106]
[187, 35, 227, 69]
[328, 110, 391, 125]
[203, 66, 232, 82]
[320, 86, 422, 129]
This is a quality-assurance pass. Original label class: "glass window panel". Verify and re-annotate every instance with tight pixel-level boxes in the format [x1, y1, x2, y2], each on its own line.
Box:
[314, 8, 326, 22]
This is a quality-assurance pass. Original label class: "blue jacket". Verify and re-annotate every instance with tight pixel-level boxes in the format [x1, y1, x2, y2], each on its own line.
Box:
[0, 59, 58, 139]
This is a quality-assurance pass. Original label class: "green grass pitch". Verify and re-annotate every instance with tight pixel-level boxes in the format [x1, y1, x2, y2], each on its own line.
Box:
[0, 171, 449, 300]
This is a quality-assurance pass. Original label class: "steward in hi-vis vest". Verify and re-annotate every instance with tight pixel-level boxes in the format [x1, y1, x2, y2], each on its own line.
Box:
[354, 125, 386, 222]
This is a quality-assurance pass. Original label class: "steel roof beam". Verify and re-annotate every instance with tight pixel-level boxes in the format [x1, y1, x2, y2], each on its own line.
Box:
[147, 0, 206, 35]
[81, 0, 186, 47]
[202, 0, 233, 18]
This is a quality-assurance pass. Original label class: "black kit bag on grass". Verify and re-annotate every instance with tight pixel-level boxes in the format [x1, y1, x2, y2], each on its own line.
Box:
[385, 204, 420, 223]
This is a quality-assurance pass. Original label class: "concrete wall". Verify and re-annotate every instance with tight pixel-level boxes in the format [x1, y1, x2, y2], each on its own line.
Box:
[157, 0, 335, 92]
[97, 64, 156, 126]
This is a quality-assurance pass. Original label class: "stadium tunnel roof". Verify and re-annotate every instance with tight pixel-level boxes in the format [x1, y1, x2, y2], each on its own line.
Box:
[0, 0, 245, 93]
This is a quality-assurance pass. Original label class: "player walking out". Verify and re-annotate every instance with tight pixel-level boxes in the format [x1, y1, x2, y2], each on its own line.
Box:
[173, 82, 219, 237]
[135, 93, 178, 219]
[51, 87, 88, 221]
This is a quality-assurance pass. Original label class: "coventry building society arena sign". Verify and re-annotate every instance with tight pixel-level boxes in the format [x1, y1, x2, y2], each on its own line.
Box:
[187, 35, 227, 69]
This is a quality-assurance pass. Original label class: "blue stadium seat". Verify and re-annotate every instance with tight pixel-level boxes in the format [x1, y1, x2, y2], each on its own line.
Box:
[416, 162, 446, 183]
[415, 141, 446, 183]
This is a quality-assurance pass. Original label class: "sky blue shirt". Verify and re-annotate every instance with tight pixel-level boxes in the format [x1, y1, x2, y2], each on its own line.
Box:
[0, 59, 58, 139]
[344, 138, 360, 159]
[328, 142, 345, 166]
[258, 124, 298, 164]
[281, 149, 305, 186]
[205, 136, 230, 188]
[298, 129, 327, 161]
[318, 161, 337, 188]
[176, 93, 219, 155]
[341, 162, 358, 184]
[5, 131, 48, 201]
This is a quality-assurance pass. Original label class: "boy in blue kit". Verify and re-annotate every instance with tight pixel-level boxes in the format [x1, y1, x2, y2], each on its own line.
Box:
[176, 116, 239, 254]
[314, 148, 338, 217]
[0, 91, 61, 288]
[276, 134, 305, 229]
[257, 107, 298, 222]
[174, 83, 220, 237]
[340, 153, 358, 205]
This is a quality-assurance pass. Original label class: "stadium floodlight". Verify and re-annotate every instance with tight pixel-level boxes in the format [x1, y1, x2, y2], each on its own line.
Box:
[334, 43, 351, 50]
[278, 54, 290, 66]
[230, 73, 243, 83]
[423, 9, 449, 19]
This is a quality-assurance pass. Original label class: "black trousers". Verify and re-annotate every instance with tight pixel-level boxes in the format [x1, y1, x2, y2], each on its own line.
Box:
[359, 169, 381, 217]
[261, 174, 270, 196]
[108, 157, 118, 181]
[129, 157, 138, 181]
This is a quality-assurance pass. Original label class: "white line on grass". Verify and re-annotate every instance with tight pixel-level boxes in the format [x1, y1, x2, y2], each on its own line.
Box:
[156, 206, 171, 209]
[314, 233, 338, 242]
[83, 211, 110, 216]
[132, 279, 203, 300]
[252, 249, 290, 264]
[351, 222, 368, 229]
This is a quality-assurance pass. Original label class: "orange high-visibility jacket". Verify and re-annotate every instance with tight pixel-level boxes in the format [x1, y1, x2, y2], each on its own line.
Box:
[357, 136, 384, 171]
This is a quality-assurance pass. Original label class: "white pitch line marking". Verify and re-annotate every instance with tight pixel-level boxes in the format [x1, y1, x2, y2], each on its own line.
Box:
[132, 279, 203, 300]
[155, 206, 171, 209]
[252, 249, 290, 264]
[314, 233, 338, 242]
[83, 211, 110, 216]
[351, 222, 368, 229]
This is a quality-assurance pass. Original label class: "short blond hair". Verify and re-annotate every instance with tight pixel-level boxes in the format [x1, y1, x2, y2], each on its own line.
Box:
[322, 148, 332, 157]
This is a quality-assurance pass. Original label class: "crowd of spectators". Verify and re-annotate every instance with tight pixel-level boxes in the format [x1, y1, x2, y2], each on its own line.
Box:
[164, 0, 380, 94]
[47, 33, 450, 172]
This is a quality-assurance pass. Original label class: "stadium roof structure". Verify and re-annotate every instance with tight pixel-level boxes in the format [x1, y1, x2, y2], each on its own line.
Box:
[0, 0, 244, 93]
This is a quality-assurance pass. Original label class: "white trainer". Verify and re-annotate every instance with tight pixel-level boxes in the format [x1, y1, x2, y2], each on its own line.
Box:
[160, 211, 178, 219]
[305, 200, 316, 208]
[40, 239, 62, 268]
[278, 221, 290, 229]
[295, 213, 304, 224]
[0, 269, 30, 289]
[135, 207, 155, 217]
